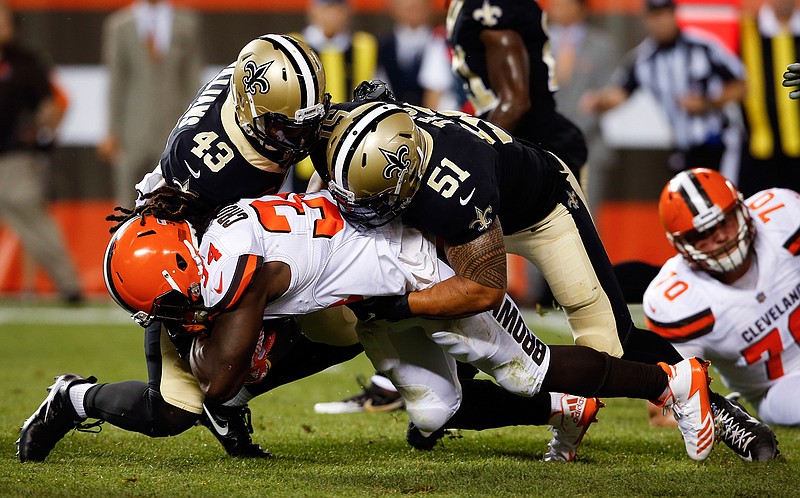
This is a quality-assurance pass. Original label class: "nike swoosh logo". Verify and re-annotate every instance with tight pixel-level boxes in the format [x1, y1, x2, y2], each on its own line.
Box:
[459, 188, 476, 206]
[214, 273, 224, 294]
[202, 404, 229, 436]
[184, 160, 201, 179]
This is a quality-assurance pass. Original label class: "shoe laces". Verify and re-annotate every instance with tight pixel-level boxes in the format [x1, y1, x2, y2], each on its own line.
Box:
[713, 406, 756, 453]
[75, 420, 104, 434]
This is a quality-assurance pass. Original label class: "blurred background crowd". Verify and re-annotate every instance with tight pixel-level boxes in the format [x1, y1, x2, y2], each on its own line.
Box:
[0, 0, 797, 306]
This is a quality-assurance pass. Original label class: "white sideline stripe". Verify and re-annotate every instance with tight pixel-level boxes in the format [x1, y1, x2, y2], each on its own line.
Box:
[0, 305, 134, 325]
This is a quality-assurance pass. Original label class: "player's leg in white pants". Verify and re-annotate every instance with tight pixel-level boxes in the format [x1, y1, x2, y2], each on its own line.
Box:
[356, 319, 461, 433]
[426, 294, 551, 398]
[757, 370, 800, 426]
[356, 294, 552, 433]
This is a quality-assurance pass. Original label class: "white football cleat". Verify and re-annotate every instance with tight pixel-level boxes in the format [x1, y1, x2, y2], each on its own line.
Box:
[543, 394, 603, 462]
[655, 358, 715, 461]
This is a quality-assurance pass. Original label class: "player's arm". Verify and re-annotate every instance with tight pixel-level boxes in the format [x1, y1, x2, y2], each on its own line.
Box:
[190, 261, 290, 402]
[480, 29, 531, 133]
[408, 218, 507, 317]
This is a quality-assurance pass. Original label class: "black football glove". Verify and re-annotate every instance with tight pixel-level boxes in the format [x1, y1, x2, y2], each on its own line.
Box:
[353, 79, 397, 103]
[782, 63, 800, 100]
[347, 294, 412, 322]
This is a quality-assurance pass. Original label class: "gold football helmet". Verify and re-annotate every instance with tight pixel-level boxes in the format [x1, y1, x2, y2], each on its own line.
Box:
[232, 34, 330, 168]
[659, 168, 754, 274]
[327, 102, 432, 227]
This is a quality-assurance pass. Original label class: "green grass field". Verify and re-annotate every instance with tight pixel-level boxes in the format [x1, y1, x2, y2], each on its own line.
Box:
[1, 302, 798, 497]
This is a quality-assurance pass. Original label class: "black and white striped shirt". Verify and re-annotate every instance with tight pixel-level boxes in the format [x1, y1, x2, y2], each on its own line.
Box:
[612, 30, 745, 150]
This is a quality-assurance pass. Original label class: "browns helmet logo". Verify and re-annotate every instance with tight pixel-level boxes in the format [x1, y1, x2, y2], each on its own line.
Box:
[380, 144, 411, 180]
[242, 59, 274, 95]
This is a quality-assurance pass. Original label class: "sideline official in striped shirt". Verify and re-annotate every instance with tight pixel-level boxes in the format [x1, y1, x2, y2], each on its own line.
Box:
[583, 0, 746, 173]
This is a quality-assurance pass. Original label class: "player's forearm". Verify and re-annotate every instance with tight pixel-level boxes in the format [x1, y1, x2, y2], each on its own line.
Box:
[486, 99, 529, 134]
[408, 275, 505, 318]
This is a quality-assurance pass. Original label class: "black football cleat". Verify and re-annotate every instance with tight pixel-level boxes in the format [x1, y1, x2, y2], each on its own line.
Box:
[199, 403, 273, 458]
[710, 391, 779, 462]
[17, 373, 100, 462]
[406, 422, 446, 451]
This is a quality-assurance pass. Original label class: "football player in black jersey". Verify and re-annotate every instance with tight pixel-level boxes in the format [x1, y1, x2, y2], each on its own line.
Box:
[445, 0, 587, 180]
[17, 35, 364, 463]
[318, 100, 779, 460]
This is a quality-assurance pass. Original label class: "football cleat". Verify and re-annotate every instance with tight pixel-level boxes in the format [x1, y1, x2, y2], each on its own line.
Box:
[406, 422, 447, 451]
[655, 358, 715, 461]
[313, 375, 405, 414]
[543, 394, 603, 462]
[710, 391, 779, 462]
[198, 403, 273, 458]
[17, 373, 101, 463]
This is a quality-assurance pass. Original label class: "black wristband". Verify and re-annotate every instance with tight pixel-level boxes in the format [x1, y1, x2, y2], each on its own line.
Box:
[392, 293, 412, 321]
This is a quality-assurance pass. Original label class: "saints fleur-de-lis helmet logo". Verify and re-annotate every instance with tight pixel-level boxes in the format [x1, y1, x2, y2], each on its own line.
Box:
[380, 144, 411, 180]
[242, 59, 274, 95]
[473, 0, 503, 27]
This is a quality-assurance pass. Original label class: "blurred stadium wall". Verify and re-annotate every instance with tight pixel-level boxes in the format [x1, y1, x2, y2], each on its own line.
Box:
[0, 0, 751, 298]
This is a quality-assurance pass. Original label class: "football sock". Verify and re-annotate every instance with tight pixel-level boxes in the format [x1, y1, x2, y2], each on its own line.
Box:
[69, 382, 93, 418]
[621, 327, 684, 365]
[445, 379, 552, 429]
[223, 387, 253, 408]
[543, 345, 668, 400]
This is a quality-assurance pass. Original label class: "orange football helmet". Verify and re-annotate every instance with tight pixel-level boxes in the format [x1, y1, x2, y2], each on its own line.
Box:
[104, 216, 207, 327]
[659, 168, 754, 274]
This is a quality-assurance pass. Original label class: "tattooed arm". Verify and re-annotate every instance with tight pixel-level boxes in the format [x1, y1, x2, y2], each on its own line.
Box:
[407, 218, 507, 318]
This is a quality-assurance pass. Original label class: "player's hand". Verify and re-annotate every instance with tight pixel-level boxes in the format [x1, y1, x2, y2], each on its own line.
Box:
[347, 294, 411, 322]
[782, 63, 800, 99]
[353, 79, 397, 103]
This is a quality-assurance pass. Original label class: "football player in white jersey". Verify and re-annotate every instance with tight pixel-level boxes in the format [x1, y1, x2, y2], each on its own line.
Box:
[17, 35, 363, 462]
[644, 169, 800, 441]
[89, 186, 719, 461]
